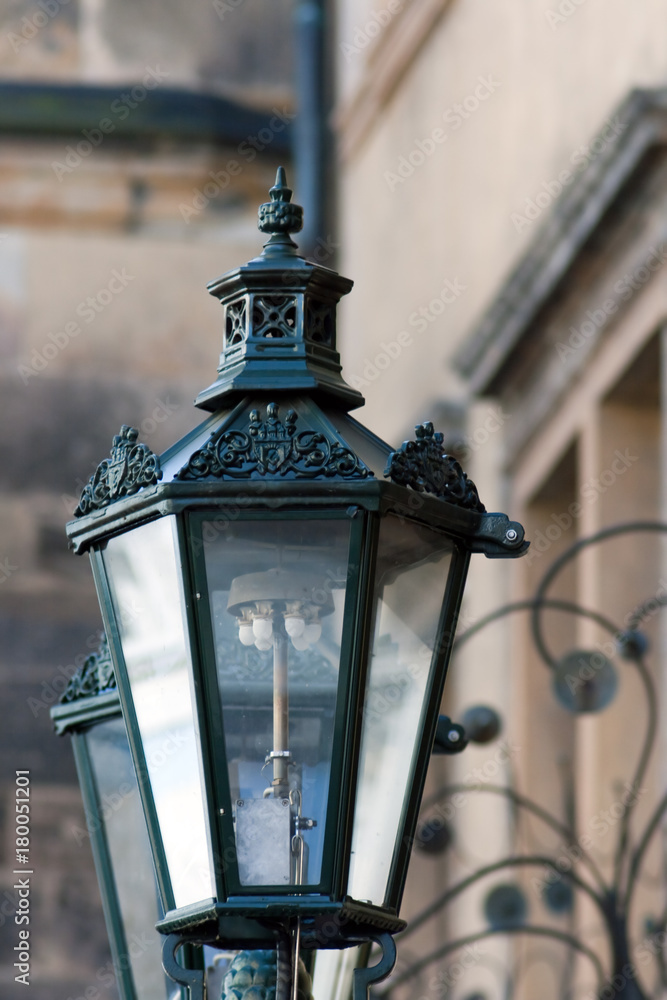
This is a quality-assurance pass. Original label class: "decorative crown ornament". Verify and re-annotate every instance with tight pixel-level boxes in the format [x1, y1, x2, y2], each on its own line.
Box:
[385, 422, 485, 512]
[74, 425, 161, 517]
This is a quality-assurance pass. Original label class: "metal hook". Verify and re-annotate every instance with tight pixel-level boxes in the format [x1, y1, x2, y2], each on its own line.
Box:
[353, 933, 397, 1000]
[162, 933, 206, 1000]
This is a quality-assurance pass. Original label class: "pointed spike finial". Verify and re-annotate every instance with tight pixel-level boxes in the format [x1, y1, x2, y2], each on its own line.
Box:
[270, 166, 291, 202]
[258, 165, 303, 240]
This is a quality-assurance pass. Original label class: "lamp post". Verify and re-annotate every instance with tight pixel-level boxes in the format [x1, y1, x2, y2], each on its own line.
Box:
[65, 168, 527, 999]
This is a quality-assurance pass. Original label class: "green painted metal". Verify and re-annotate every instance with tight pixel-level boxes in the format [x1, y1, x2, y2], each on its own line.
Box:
[194, 170, 365, 413]
[383, 545, 471, 913]
[51, 689, 120, 735]
[51, 643, 184, 999]
[69, 720, 138, 1000]
[67, 474, 525, 557]
[328, 506, 380, 905]
[64, 169, 528, 968]
[184, 507, 367, 907]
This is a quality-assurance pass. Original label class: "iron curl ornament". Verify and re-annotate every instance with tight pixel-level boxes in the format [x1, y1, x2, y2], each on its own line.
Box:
[384, 421, 485, 513]
[177, 402, 371, 481]
[60, 634, 116, 703]
[74, 425, 162, 517]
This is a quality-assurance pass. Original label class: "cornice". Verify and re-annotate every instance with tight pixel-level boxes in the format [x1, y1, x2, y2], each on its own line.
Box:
[456, 87, 667, 396]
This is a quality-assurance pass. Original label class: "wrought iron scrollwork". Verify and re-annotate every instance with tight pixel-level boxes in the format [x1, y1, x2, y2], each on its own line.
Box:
[74, 425, 162, 517]
[61, 634, 116, 703]
[384, 421, 485, 512]
[177, 402, 371, 481]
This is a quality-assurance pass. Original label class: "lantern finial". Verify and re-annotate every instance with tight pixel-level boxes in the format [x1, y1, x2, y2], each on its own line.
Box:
[195, 167, 365, 412]
[258, 166, 303, 248]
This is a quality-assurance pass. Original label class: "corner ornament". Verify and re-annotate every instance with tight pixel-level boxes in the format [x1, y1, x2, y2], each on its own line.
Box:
[74, 425, 162, 517]
[177, 402, 370, 481]
[385, 422, 486, 513]
[61, 634, 116, 703]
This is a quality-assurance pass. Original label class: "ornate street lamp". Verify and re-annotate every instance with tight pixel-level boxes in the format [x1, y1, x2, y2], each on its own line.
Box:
[50, 636, 179, 1000]
[65, 169, 527, 998]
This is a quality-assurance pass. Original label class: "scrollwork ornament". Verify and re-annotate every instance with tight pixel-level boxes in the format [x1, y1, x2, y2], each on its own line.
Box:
[74, 425, 162, 517]
[177, 402, 370, 481]
[60, 634, 116, 703]
[385, 421, 486, 512]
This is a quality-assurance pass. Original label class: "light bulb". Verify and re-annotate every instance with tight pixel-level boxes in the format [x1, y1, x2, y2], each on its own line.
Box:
[290, 635, 310, 652]
[284, 615, 305, 639]
[303, 622, 321, 644]
[239, 623, 255, 646]
[255, 638, 273, 651]
[253, 616, 273, 642]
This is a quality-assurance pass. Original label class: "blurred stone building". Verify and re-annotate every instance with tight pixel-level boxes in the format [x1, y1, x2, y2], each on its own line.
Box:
[332, 2, 667, 999]
[0, 2, 293, 998]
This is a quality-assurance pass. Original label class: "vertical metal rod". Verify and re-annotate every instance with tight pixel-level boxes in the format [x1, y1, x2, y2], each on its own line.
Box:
[273, 630, 289, 794]
[291, 919, 302, 1000]
[276, 934, 293, 1000]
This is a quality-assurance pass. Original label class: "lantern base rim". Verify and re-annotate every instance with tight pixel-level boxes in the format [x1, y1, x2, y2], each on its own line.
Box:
[155, 896, 406, 950]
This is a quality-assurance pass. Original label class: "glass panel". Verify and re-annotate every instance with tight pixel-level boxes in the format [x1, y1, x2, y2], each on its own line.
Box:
[201, 517, 352, 888]
[85, 717, 172, 1000]
[102, 517, 215, 909]
[347, 515, 453, 906]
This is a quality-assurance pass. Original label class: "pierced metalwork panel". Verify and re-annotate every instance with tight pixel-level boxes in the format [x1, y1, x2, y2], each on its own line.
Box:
[177, 402, 371, 481]
[252, 295, 297, 339]
[224, 298, 247, 353]
[385, 421, 485, 512]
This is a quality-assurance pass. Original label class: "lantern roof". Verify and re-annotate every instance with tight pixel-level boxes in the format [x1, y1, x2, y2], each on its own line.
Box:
[65, 169, 527, 563]
[195, 166, 364, 413]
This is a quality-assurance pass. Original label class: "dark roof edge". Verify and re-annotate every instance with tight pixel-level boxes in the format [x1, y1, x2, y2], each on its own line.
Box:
[455, 87, 667, 394]
[0, 80, 292, 148]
